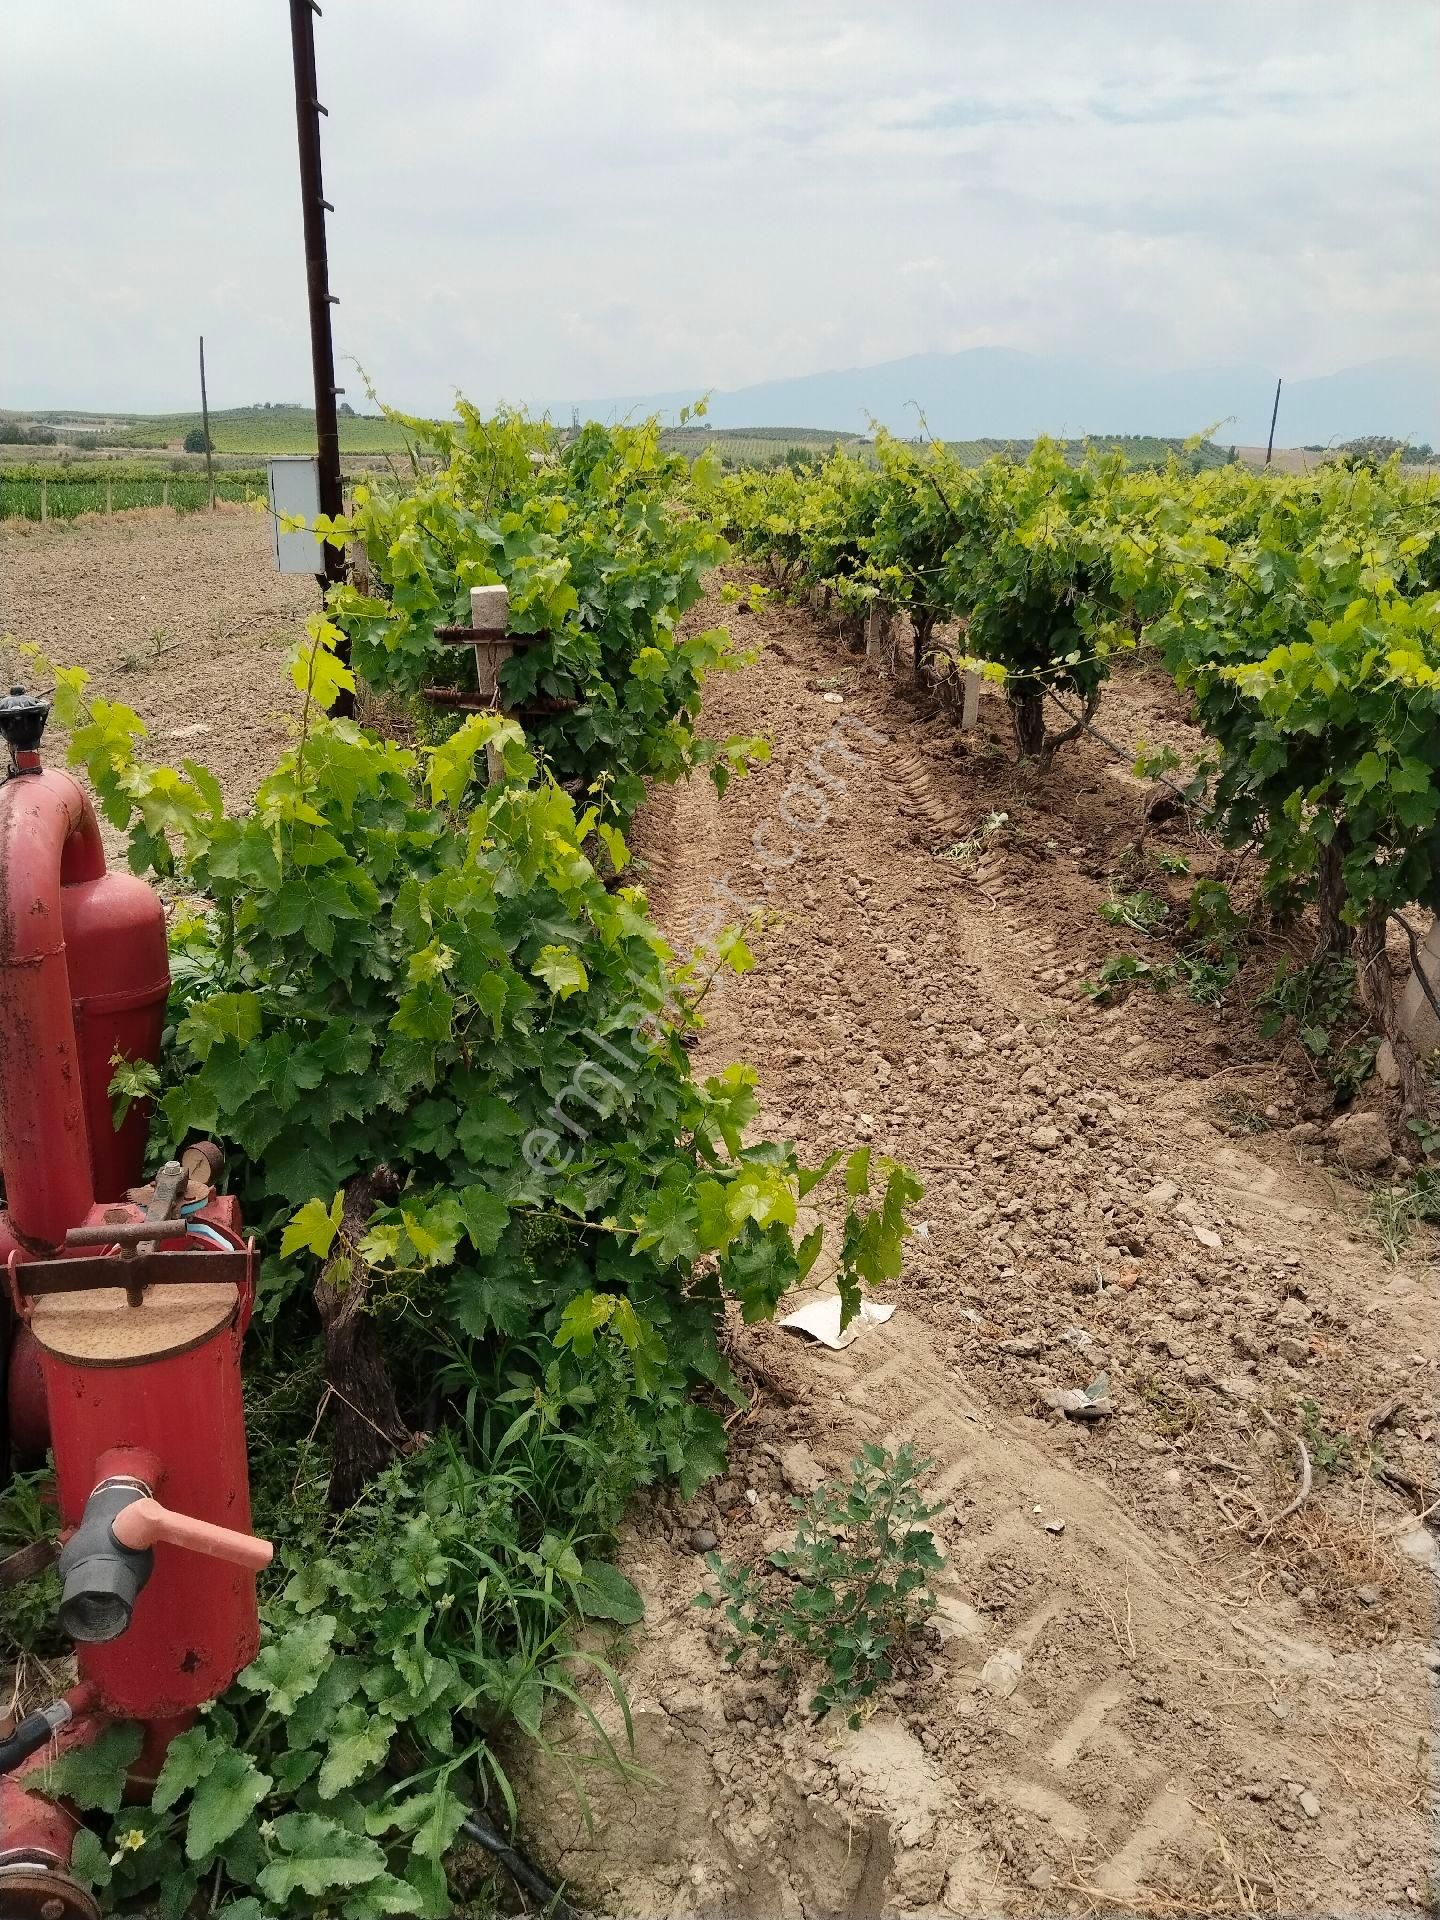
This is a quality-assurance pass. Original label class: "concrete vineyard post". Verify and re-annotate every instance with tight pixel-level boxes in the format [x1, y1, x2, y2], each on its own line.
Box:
[1381, 915, 1440, 1083]
[39, 478, 47, 524]
[105, 478, 113, 517]
[960, 670, 981, 731]
[469, 585, 514, 704]
[161, 479, 169, 509]
[471, 584, 514, 785]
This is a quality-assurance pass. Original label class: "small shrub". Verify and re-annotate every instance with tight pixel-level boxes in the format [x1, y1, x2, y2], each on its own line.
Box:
[1084, 951, 1177, 1002]
[697, 1443, 943, 1726]
[1258, 956, 1377, 1098]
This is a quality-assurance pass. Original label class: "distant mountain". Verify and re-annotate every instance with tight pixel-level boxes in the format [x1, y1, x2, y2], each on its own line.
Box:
[576, 350, 1438, 449]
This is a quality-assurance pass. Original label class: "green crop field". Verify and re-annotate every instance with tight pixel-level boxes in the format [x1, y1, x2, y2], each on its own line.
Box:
[4, 405, 417, 455]
[0, 465, 269, 521]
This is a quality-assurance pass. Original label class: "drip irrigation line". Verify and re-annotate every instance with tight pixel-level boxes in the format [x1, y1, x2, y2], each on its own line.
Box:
[461, 1810, 581, 1920]
[1387, 910, 1440, 1029]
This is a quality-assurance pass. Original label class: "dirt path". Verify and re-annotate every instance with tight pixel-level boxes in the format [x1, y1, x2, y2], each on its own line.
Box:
[530, 578, 1438, 1917]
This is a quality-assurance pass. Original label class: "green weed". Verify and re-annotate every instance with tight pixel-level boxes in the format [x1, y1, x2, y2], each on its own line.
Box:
[0, 1469, 62, 1658]
[1296, 1398, 1354, 1478]
[697, 1444, 943, 1727]
[1258, 956, 1378, 1099]
[1214, 1090, 1271, 1135]
[937, 811, 1009, 864]
[1138, 1376, 1204, 1437]
[1100, 889, 1169, 935]
[1368, 1168, 1440, 1263]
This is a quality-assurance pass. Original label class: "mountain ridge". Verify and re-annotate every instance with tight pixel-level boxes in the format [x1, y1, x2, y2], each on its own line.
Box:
[574, 348, 1438, 449]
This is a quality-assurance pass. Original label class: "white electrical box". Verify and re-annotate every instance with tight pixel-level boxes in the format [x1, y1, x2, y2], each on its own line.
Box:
[267, 456, 325, 575]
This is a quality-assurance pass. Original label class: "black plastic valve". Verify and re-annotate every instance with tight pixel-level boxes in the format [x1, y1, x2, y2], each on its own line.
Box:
[56, 1479, 155, 1643]
[0, 684, 50, 772]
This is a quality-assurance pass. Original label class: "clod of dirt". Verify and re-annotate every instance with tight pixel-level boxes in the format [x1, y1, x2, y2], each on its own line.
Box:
[688, 1527, 718, 1554]
[1395, 1525, 1439, 1573]
[777, 1441, 824, 1496]
[1331, 1108, 1393, 1172]
[979, 1647, 1023, 1697]
[999, 1332, 1044, 1357]
[1029, 1124, 1062, 1151]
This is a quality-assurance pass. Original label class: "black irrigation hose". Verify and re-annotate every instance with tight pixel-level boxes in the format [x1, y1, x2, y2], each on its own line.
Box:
[1388, 910, 1440, 1028]
[1041, 685, 1194, 802]
[461, 1810, 581, 1920]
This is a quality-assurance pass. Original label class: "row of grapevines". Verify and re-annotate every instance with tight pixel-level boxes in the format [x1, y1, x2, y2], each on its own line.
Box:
[716, 441, 1440, 1105]
[25, 406, 919, 1915]
[313, 407, 765, 825]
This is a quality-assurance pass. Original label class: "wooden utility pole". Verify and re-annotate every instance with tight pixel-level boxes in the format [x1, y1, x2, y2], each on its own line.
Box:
[288, 0, 351, 714]
[199, 334, 215, 508]
[1265, 378, 1282, 466]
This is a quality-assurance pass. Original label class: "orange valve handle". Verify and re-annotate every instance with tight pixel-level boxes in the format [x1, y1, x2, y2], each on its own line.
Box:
[109, 1497, 273, 1572]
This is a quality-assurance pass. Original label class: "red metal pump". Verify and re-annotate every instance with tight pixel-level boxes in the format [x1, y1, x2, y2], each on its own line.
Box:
[0, 688, 271, 1920]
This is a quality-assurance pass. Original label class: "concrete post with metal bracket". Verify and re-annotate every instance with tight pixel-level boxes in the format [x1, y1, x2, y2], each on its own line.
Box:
[469, 585, 515, 785]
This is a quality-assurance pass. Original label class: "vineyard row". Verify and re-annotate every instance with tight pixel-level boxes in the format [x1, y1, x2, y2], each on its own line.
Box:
[716, 440, 1440, 1114]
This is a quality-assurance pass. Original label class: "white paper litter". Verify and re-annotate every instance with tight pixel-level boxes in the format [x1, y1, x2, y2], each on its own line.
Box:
[779, 1296, 896, 1350]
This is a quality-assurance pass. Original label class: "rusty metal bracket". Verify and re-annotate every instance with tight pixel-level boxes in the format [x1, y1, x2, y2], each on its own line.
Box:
[11, 1250, 253, 1300]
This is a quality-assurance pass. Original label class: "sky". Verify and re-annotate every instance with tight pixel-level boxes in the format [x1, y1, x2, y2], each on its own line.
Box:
[2, 0, 1437, 416]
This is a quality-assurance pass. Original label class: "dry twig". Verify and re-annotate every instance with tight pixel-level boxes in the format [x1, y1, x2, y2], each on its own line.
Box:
[1247, 1409, 1313, 1541]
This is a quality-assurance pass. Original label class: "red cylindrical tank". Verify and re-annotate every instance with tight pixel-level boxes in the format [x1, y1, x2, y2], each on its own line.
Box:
[62, 862, 169, 1205]
[0, 765, 169, 1242]
[32, 1262, 260, 1719]
[0, 769, 101, 1250]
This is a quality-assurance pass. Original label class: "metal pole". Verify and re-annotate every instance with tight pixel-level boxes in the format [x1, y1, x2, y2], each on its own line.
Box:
[288, 0, 352, 713]
[1265, 378, 1282, 467]
[199, 335, 216, 509]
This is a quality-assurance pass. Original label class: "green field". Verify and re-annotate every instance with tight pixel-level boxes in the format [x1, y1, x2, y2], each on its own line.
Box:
[0, 465, 268, 521]
[4, 405, 416, 455]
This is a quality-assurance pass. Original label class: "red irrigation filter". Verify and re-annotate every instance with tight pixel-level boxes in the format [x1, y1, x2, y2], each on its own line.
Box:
[0, 687, 271, 1919]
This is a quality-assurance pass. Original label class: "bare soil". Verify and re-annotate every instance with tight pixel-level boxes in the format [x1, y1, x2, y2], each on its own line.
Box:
[527, 576, 1439, 1917]
[0, 506, 313, 836]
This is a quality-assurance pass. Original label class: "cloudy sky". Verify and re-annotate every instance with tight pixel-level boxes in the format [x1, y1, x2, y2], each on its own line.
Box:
[3, 1, 1436, 414]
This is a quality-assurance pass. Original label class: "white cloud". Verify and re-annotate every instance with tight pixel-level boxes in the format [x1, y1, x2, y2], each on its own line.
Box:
[1, 0, 1435, 412]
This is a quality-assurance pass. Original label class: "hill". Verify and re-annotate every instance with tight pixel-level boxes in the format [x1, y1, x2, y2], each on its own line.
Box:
[1, 404, 414, 455]
[581, 350, 1440, 449]
[659, 427, 1233, 470]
